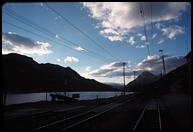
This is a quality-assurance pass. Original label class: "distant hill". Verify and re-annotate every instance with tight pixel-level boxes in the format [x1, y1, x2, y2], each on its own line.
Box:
[2, 53, 116, 93]
[154, 51, 191, 95]
[105, 83, 123, 90]
[125, 71, 160, 92]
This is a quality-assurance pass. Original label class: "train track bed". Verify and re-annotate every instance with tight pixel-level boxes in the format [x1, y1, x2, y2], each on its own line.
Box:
[63, 96, 148, 130]
[4, 94, 134, 130]
[133, 99, 161, 130]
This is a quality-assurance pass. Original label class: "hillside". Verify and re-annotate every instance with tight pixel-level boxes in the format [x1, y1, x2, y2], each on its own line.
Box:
[126, 71, 159, 92]
[154, 52, 191, 95]
[2, 53, 115, 93]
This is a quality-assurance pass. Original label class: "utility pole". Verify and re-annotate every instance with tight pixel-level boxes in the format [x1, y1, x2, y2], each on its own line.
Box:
[133, 71, 136, 92]
[64, 79, 67, 96]
[159, 50, 166, 75]
[133, 71, 136, 80]
[123, 62, 126, 96]
[46, 91, 47, 101]
[3, 91, 6, 105]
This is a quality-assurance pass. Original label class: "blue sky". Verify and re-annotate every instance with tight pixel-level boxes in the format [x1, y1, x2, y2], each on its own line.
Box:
[2, 2, 191, 84]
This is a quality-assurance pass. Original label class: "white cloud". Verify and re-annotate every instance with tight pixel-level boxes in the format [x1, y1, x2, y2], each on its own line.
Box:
[40, 3, 44, 7]
[136, 45, 146, 48]
[100, 28, 126, 41]
[82, 2, 189, 42]
[2, 32, 52, 56]
[8, 32, 16, 34]
[64, 56, 79, 63]
[88, 54, 186, 80]
[85, 66, 91, 71]
[88, 61, 132, 77]
[75, 46, 85, 51]
[137, 33, 143, 37]
[56, 58, 61, 62]
[128, 36, 135, 45]
[161, 25, 184, 39]
[127, 60, 132, 64]
[158, 39, 165, 44]
[80, 72, 132, 85]
[107, 35, 126, 42]
[55, 34, 60, 39]
[152, 33, 157, 39]
[55, 16, 62, 21]
[101, 61, 125, 69]
[82, 54, 187, 84]
[136, 54, 187, 74]
[155, 23, 161, 29]
[140, 35, 146, 41]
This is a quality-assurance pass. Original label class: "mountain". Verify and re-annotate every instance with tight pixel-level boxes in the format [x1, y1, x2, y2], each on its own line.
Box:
[2, 53, 115, 93]
[105, 83, 123, 90]
[125, 71, 159, 92]
[154, 51, 191, 95]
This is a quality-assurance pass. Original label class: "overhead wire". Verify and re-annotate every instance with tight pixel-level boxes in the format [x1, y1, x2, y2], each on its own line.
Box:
[2, 20, 111, 63]
[45, 3, 121, 62]
[139, 2, 151, 57]
[182, 3, 190, 54]
[138, 2, 153, 69]
[150, 2, 154, 55]
[3, 8, 113, 63]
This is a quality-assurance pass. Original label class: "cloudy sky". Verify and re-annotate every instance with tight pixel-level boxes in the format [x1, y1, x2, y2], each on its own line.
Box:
[2, 2, 191, 84]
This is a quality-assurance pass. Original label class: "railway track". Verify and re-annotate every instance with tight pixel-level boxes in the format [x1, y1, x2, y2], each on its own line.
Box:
[5, 94, 136, 130]
[33, 96, 135, 130]
[132, 99, 162, 130]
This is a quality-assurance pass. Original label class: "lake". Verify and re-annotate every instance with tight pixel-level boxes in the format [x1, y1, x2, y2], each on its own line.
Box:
[4, 91, 135, 105]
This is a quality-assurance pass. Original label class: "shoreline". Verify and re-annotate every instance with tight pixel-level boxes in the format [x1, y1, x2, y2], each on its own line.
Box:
[4, 91, 135, 105]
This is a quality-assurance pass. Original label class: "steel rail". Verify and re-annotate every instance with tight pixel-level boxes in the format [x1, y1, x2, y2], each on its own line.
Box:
[133, 99, 162, 130]
[62, 98, 134, 130]
[132, 103, 149, 130]
[34, 97, 135, 130]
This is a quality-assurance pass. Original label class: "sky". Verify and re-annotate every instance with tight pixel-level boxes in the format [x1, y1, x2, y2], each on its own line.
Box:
[2, 2, 191, 85]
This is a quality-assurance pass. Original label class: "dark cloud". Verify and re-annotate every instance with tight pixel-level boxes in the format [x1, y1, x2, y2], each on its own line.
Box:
[137, 55, 187, 75]
[89, 55, 187, 78]
[2, 32, 52, 55]
[107, 70, 135, 78]
[88, 69, 114, 77]
[110, 62, 125, 67]
[2, 32, 35, 48]
[89, 61, 130, 77]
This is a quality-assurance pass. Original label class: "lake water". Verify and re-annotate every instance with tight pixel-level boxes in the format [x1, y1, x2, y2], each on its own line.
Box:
[5, 91, 135, 105]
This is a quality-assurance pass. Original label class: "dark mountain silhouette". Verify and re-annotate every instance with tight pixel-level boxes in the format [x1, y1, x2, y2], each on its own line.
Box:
[2, 53, 116, 93]
[126, 71, 159, 92]
[154, 51, 191, 95]
[125, 52, 191, 94]
[134, 51, 191, 96]
[105, 83, 123, 90]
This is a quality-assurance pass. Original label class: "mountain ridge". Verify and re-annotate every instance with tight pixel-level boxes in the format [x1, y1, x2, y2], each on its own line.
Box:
[126, 71, 160, 92]
[2, 53, 116, 93]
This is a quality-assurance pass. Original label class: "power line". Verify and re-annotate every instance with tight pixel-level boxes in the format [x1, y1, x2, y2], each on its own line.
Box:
[150, 2, 154, 55]
[2, 20, 98, 60]
[139, 2, 151, 57]
[153, 17, 163, 45]
[138, 2, 153, 70]
[5, 7, 53, 37]
[139, 2, 148, 42]
[3, 8, 113, 62]
[4, 8, 82, 48]
[179, 3, 190, 54]
[159, 49, 166, 75]
[45, 3, 120, 62]
[122, 62, 126, 96]
[2, 20, 111, 63]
